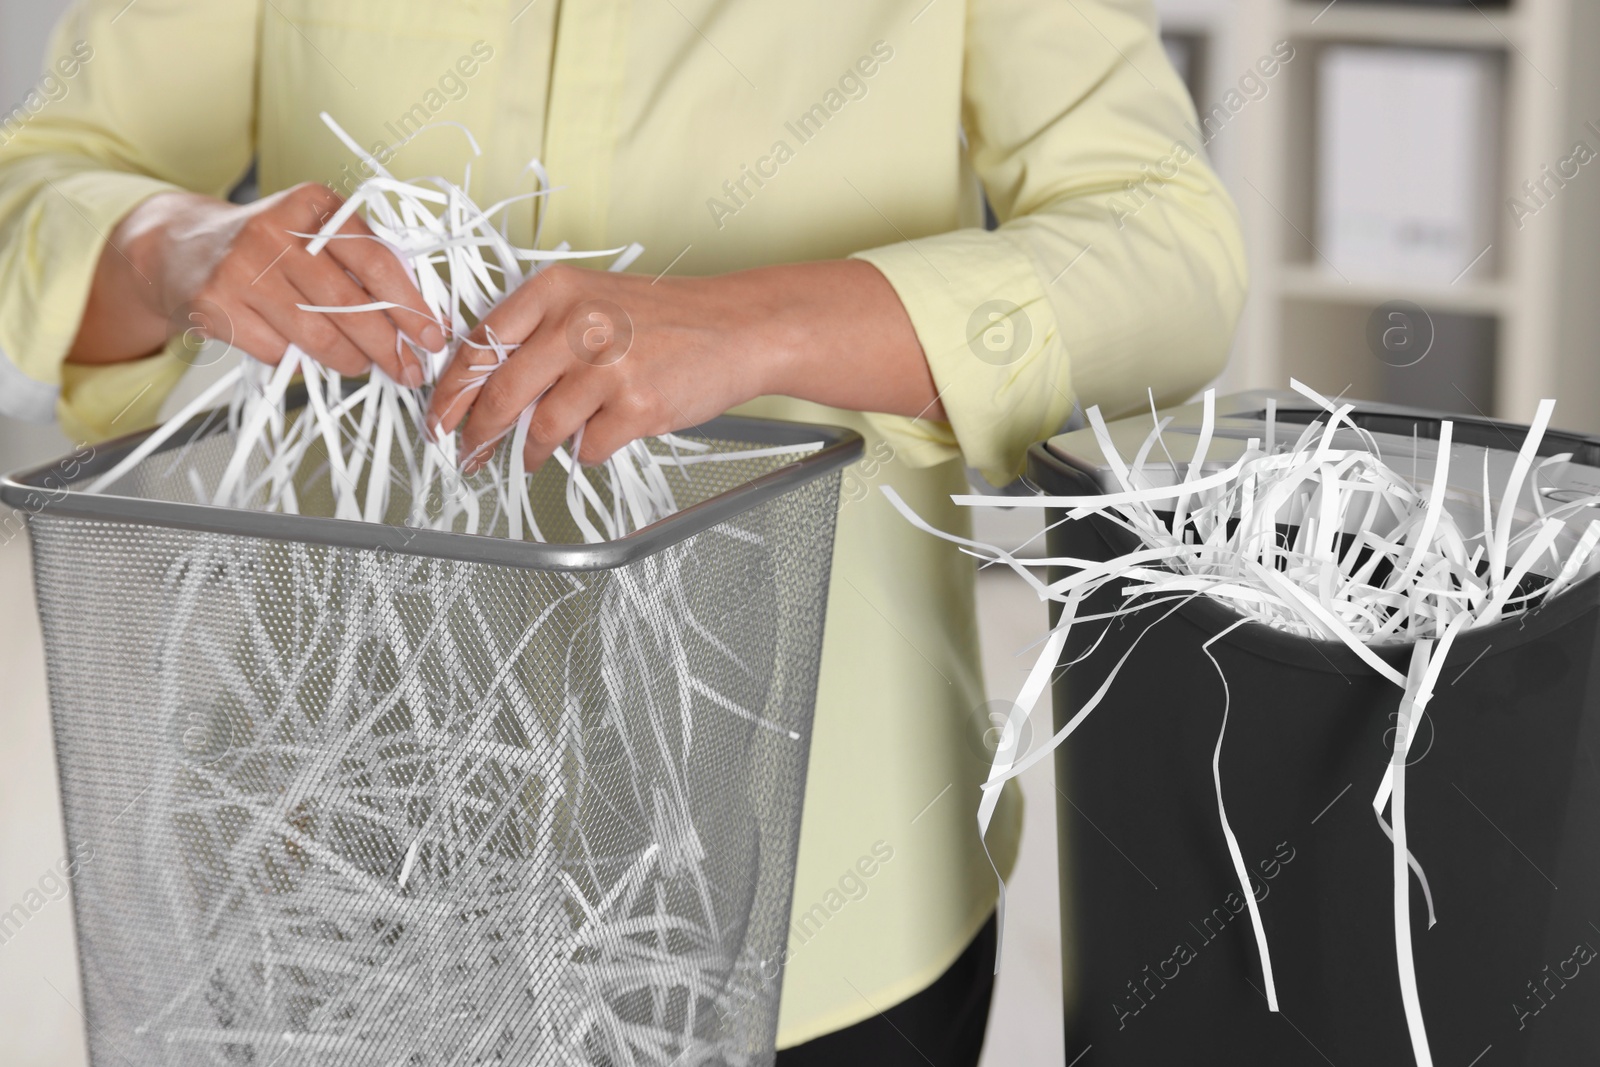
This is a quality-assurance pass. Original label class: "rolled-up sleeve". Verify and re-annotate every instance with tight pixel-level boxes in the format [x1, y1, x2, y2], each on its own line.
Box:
[0, 0, 258, 442]
[852, 0, 1248, 485]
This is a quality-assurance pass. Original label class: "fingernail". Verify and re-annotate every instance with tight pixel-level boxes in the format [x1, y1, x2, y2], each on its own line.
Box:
[401, 363, 424, 388]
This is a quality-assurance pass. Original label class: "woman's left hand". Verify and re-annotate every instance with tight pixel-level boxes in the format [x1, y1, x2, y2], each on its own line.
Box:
[425, 258, 940, 471]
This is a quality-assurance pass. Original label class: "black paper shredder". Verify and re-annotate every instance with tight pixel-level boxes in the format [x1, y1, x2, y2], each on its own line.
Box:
[1026, 392, 1600, 1066]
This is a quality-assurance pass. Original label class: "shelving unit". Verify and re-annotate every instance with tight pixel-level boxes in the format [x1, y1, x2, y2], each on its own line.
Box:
[1154, 0, 1600, 432]
[1275, 264, 1510, 315]
[1285, 4, 1519, 46]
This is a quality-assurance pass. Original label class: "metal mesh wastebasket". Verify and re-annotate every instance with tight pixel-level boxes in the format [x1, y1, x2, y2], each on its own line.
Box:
[1029, 392, 1600, 1066]
[2, 399, 860, 1067]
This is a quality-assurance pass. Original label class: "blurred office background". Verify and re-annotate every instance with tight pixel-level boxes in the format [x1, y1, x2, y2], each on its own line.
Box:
[0, 0, 75, 472]
[1161, 0, 1600, 432]
[4, 1, 1600, 1066]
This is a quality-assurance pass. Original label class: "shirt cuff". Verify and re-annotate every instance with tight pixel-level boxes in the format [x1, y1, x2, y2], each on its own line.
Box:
[57, 344, 188, 444]
[0, 167, 181, 433]
[851, 229, 1075, 486]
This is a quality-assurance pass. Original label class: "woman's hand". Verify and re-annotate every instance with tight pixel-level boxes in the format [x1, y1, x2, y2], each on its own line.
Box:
[71, 182, 445, 383]
[426, 258, 941, 471]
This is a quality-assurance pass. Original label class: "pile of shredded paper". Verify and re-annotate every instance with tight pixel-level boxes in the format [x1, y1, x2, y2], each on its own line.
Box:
[88, 113, 814, 541]
[886, 380, 1600, 1067]
[76, 115, 812, 1066]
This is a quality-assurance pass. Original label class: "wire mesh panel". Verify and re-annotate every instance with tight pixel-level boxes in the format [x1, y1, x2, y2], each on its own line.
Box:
[13, 413, 851, 1067]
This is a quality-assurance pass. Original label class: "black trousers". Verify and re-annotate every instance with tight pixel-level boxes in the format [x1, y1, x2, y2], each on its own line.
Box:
[775, 913, 998, 1067]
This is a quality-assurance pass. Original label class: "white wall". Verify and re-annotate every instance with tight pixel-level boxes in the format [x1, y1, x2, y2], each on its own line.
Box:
[1, 0, 76, 472]
[2, 0, 70, 105]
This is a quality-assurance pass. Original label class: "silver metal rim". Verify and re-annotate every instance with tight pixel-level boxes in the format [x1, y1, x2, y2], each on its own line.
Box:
[1, 396, 863, 572]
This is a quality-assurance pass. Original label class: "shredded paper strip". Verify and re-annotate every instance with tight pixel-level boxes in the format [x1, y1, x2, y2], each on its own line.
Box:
[886, 381, 1600, 1067]
[67, 115, 829, 1066]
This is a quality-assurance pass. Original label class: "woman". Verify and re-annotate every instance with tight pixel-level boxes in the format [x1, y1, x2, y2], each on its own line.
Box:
[0, 0, 1245, 1061]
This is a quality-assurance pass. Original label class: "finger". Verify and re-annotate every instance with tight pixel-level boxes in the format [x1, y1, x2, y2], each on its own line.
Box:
[223, 306, 292, 367]
[283, 248, 422, 385]
[429, 328, 550, 445]
[425, 336, 511, 440]
[456, 339, 574, 472]
[321, 213, 446, 352]
[246, 271, 371, 377]
[462, 269, 562, 351]
[520, 377, 605, 473]
[428, 271, 563, 436]
[254, 182, 344, 247]
[287, 182, 346, 227]
[576, 398, 657, 466]
[572, 382, 672, 463]
[428, 299, 553, 437]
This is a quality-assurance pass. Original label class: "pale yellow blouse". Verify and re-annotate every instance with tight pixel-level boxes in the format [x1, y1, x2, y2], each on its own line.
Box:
[0, 0, 1245, 1045]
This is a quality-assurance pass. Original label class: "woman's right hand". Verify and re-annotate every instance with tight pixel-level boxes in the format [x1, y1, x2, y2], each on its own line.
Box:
[70, 182, 444, 384]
